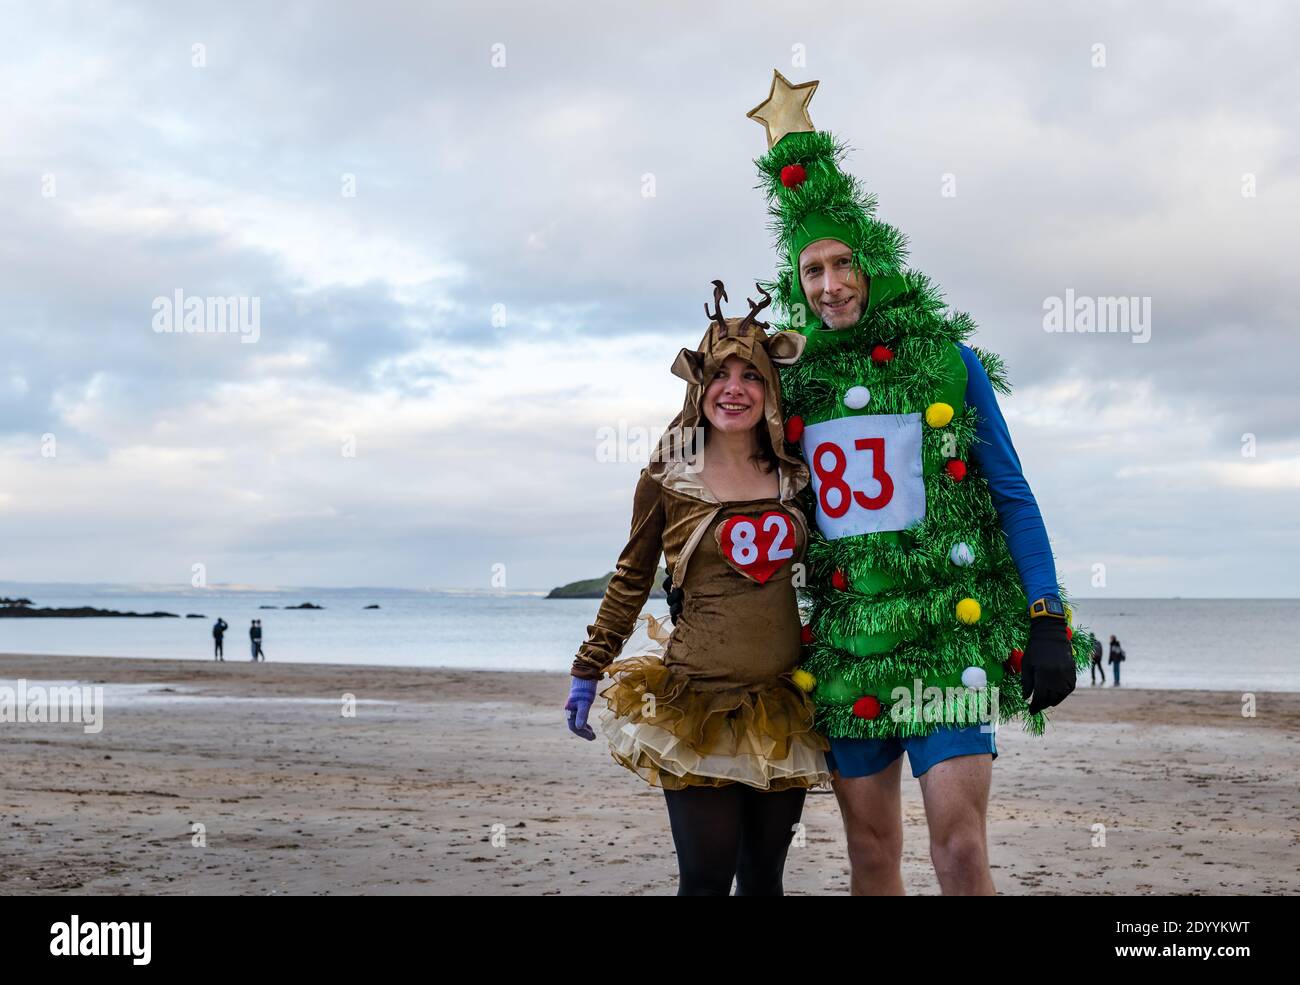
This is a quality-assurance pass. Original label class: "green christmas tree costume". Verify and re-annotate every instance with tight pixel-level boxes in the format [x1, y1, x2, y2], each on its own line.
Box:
[747, 71, 1096, 740]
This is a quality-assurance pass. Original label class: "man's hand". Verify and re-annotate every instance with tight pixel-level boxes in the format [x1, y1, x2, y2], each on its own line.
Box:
[663, 574, 684, 625]
[1020, 617, 1076, 714]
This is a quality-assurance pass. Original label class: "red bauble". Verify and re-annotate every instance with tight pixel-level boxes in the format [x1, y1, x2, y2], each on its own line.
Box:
[945, 459, 967, 481]
[852, 695, 882, 720]
[800, 624, 814, 645]
[1066, 625, 1074, 641]
[870, 344, 894, 364]
[780, 164, 807, 188]
[1008, 648, 1024, 674]
[784, 415, 804, 443]
[831, 569, 848, 591]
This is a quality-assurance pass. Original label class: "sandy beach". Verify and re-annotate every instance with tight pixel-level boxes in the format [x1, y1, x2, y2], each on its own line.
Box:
[0, 651, 1296, 896]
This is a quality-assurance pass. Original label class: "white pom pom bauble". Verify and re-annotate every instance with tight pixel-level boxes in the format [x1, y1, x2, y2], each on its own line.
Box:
[949, 542, 975, 567]
[961, 666, 988, 691]
[843, 386, 871, 410]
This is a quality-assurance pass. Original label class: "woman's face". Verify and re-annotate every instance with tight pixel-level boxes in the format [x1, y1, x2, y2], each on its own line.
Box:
[702, 354, 765, 434]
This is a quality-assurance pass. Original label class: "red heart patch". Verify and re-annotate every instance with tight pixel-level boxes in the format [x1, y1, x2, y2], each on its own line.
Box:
[715, 511, 797, 584]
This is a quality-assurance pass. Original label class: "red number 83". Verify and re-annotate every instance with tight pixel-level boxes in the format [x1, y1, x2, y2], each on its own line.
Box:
[812, 437, 894, 519]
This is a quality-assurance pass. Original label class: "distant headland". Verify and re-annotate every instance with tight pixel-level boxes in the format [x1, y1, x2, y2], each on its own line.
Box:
[0, 597, 181, 619]
[0, 596, 338, 618]
[547, 568, 669, 600]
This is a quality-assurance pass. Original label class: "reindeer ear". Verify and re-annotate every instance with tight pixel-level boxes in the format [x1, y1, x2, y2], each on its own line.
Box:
[671, 348, 705, 383]
[766, 330, 806, 366]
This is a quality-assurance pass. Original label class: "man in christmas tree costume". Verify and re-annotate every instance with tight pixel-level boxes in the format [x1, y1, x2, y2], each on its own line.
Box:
[746, 70, 1095, 894]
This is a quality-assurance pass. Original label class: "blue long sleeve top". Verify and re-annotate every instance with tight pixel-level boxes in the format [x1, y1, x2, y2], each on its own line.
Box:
[956, 343, 1060, 605]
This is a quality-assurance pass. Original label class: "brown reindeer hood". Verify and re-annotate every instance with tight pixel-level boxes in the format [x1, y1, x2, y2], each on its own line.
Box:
[649, 280, 810, 502]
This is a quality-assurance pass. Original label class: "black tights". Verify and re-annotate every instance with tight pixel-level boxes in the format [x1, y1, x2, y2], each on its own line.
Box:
[662, 784, 807, 896]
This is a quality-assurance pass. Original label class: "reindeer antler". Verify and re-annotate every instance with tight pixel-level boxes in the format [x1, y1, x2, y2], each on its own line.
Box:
[705, 279, 730, 337]
[736, 283, 772, 335]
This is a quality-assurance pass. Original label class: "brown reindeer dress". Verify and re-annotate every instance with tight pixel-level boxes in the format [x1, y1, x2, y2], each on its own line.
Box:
[570, 284, 831, 791]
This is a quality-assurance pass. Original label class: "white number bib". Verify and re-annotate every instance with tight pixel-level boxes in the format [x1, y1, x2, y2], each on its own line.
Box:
[799, 413, 926, 540]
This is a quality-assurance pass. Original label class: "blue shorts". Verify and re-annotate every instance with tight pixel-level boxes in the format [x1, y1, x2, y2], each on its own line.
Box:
[825, 724, 998, 779]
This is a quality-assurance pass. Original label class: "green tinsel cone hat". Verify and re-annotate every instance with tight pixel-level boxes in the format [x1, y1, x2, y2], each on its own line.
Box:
[747, 70, 908, 333]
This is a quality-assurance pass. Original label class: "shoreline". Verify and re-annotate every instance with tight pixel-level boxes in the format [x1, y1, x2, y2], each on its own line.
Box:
[2, 651, 1297, 697]
[1, 653, 1297, 895]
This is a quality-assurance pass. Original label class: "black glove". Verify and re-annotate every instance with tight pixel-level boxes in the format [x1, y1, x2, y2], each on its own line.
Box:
[663, 574, 683, 625]
[1020, 616, 1076, 714]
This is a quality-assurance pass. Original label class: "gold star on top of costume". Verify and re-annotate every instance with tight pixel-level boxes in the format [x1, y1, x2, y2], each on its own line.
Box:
[746, 69, 819, 150]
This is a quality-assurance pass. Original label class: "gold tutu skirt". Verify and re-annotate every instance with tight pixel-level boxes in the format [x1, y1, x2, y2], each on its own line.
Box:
[596, 614, 831, 791]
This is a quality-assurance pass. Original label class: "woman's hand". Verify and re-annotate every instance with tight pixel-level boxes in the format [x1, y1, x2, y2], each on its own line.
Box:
[565, 677, 598, 740]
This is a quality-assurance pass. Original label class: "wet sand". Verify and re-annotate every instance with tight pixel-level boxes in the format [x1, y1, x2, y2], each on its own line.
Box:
[1, 652, 1296, 895]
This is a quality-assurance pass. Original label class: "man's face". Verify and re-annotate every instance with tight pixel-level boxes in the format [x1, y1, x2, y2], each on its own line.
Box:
[798, 239, 867, 330]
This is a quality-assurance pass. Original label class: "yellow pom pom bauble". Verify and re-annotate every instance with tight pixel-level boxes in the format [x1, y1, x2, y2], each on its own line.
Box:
[925, 402, 954, 428]
[955, 597, 982, 624]
[792, 669, 817, 693]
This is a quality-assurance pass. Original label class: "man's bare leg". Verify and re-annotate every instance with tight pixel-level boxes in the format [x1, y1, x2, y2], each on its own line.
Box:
[830, 757, 905, 895]
[917, 753, 995, 896]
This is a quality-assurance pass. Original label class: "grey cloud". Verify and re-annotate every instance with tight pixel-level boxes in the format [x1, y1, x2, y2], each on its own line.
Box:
[1, 0, 1297, 593]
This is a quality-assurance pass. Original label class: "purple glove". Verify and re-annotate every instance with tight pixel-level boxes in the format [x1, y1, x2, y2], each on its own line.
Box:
[565, 677, 598, 740]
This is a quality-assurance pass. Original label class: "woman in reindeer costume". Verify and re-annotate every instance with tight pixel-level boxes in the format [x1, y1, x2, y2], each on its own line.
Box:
[564, 280, 831, 896]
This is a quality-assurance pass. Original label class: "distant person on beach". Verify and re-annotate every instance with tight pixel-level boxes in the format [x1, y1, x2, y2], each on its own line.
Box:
[565, 286, 826, 895]
[1090, 634, 1105, 685]
[1108, 635, 1125, 686]
[212, 617, 228, 661]
[250, 619, 265, 662]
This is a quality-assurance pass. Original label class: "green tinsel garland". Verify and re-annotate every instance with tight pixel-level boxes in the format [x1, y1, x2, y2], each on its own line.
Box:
[755, 129, 1096, 741]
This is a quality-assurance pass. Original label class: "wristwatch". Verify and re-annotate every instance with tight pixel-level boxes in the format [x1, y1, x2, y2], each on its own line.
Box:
[1028, 596, 1067, 620]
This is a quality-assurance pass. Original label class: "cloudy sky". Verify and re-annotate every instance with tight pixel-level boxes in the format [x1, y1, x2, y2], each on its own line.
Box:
[1, 0, 1297, 596]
